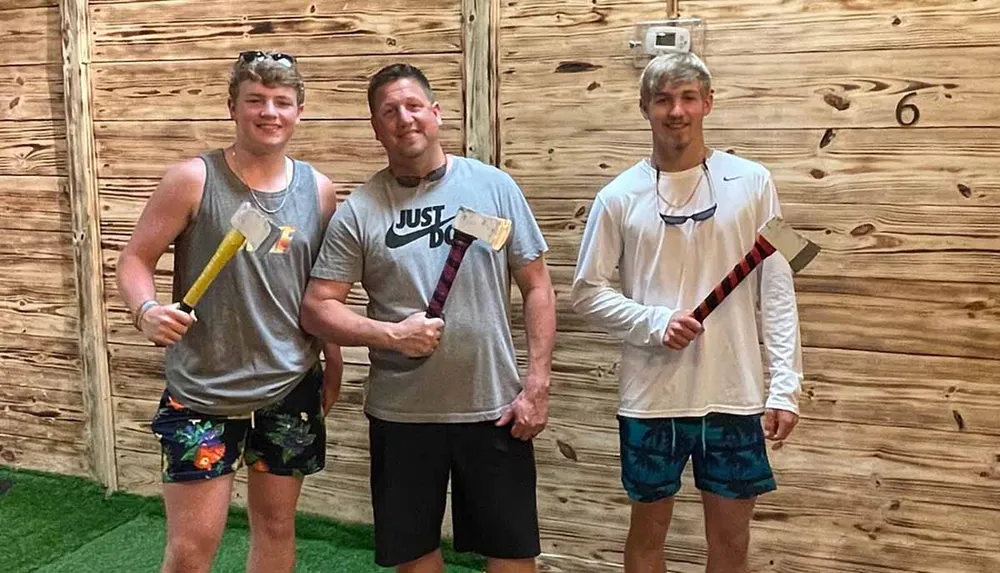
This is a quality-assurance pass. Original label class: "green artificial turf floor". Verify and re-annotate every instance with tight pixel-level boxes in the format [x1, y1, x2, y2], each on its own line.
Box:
[0, 467, 483, 573]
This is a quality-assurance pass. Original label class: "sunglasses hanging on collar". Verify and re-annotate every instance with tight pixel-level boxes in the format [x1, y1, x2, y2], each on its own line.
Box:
[394, 163, 447, 188]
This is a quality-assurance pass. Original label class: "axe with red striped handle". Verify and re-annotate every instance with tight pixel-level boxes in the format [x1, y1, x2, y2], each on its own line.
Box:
[692, 217, 820, 323]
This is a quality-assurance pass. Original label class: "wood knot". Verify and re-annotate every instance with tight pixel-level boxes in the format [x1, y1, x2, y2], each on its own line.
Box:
[586, 81, 601, 91]
[823, 93, 851, 111]
[819, 129, 837, 149]
[850, 223, 876, 237]
[891, 16, 902, 26]
[556, 439, 578, 461]
[952, 410, 966, 431]
[9, 96, 20, 110]
[958, 184, 972, 198]
[809, 168, 826, 179]
[555, 61, 602, 73]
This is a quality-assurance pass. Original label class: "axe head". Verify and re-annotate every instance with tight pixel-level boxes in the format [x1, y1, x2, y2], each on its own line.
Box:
[230, 202, 281, 256]
[453, 206, 512, 251]
[759, 216, 820, 273]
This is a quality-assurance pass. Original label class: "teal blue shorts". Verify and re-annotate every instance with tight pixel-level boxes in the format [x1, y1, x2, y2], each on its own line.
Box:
[618, 413, 776, 501]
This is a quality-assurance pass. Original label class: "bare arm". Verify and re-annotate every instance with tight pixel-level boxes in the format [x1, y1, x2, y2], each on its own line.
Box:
[301, 279, 443, 357]
[313, 168, 345, 412]
[496, 256, 556, 440]
[116, 158, 204, 344]
[513, 256, 556, 392]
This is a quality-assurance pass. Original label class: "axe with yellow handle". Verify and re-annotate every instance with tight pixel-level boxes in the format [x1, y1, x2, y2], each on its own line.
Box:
[177, 202, 281, 314]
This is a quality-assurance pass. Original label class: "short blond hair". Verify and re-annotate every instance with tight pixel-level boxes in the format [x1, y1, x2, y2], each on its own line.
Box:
[228, 52, 305, 105]
[640, 52, 711, 106]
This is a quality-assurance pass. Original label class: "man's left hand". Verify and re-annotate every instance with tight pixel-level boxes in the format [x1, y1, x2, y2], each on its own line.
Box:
[764, 408, 798, 441]
[321, 364, 342, 416]
[496, 380, 549, 441]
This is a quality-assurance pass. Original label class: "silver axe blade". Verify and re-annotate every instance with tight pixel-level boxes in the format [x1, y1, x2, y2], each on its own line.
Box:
[453, 206, 512, 251]
[231, 202, 282, 256]
[759, 216, 821, 273]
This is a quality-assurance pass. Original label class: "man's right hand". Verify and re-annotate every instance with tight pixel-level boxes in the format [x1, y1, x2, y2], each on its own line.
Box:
[139, 303, 195, 347]
[663, 310, 704, 350]
[390, 312, 445, 357]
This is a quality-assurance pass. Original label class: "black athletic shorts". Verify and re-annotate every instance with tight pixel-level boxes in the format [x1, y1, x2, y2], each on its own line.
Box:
[367, 414, 541, 567]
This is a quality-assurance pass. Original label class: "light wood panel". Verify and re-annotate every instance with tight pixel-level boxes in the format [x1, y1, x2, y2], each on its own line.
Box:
[0, 1, 57, 9]
[0, 176, 69, 232]
[89, 0, 463, 62]
[0, 432, 88, 477]
[0, 64, 63, 120]
[499, 0, 1000, 62]
[502, 47, 1000, 129]
[684, 0, 1000, 56]
[0, 120, 66, 176]
[0, 7, 59, 66]
[0, 337, 80, 395]
[93, 120, 462, 180]
[0, 384, 85, 444]
[92, 54, 463, 121]
[0, 231, 77, 341]
[501, 126, 1000, 206]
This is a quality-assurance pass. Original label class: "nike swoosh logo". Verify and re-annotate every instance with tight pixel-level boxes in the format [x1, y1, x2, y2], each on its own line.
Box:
[385, 216, 456, 248]
[722, 175, 742, 181]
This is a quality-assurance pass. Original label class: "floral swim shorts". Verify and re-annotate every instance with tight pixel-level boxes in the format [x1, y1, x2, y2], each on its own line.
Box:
[150, 366, 325, 483]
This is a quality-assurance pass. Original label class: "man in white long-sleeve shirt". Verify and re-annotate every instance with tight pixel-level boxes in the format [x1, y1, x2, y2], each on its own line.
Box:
[571, 52, 804, 573]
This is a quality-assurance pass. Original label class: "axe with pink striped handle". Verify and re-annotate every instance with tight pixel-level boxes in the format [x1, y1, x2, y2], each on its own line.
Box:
[426, 206, 512, 319]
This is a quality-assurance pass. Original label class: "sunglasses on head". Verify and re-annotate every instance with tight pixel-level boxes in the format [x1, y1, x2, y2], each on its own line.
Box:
[655, 159, 718, 226]
[395, 163, 447, 188]
[238, 51, 296, 68]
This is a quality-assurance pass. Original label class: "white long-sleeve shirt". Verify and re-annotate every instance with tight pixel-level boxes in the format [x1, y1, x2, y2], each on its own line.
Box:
[571, 150, 803, 418]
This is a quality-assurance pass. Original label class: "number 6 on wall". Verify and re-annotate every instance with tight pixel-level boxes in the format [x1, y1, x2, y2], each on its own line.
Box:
[895, 92, 920, 126]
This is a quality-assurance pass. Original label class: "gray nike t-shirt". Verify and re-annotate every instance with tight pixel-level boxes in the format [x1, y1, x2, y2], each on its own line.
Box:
[311, 156, 548, 423]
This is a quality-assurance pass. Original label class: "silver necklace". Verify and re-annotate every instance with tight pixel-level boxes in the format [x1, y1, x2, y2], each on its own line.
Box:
[656, 166, 704, 210]
[230, 147, 292, 215]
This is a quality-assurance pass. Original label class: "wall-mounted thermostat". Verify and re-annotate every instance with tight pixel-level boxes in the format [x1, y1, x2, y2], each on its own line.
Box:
[630, 18, 705, 67]
[644, 26, 691, 54]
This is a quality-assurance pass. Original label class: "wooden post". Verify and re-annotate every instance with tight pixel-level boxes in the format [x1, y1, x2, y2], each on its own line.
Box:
[669, 0, 680, 17]
[463, 0, 498, 165]
[60, 0, 118, 491]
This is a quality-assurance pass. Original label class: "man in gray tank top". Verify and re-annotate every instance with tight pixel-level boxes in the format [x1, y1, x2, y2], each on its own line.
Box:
[302, 64, 557, 573]
[116, 51, 343, 573]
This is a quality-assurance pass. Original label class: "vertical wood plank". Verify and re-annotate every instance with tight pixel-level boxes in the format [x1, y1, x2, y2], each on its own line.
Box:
[463, 0, 497, 163]
[60, 0, 117, 491]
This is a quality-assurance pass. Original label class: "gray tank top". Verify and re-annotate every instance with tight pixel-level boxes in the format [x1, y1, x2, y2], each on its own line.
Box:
[164, 148, 324, 416]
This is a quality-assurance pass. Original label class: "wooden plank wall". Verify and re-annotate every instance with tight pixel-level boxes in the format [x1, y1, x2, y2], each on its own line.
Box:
[500, 1, 1000, 572]
[92, 0, 465, 521]
[0, 1, 90, 477]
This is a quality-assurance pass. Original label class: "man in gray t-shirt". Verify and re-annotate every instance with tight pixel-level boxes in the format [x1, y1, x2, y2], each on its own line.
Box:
[302, 64, 556, 573]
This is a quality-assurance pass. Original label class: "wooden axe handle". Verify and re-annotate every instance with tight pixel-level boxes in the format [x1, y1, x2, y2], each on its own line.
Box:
[426, 230, 475, 319]
[692, 235, 776, 323]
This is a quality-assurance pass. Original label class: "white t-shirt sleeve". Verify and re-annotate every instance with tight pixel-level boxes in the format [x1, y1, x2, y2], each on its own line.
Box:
[571, 194, 675, 347]
[757, 174, 804, 413]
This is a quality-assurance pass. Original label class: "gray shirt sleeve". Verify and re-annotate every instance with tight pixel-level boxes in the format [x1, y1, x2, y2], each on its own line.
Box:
[499, 173, 548, 269]
[311, 198, 364, 283]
